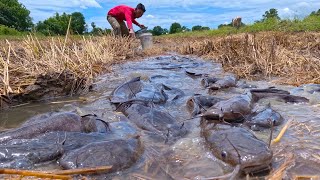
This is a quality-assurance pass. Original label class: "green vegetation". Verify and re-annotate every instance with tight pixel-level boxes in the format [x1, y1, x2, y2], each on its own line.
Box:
[35, 12, 86, 35]
[0, 25, 21, 35]
[90, 22, 112, 36]
[165, 8, 320, 37]
[262, 8, 280, 21]
[151, 26, 168, 36]
[0, 0, 33, 31]
[192, 25, 210, 31]
[169, 22, 182, 34]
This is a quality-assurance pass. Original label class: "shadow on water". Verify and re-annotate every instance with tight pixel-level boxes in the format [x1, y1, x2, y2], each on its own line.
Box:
[1, 55, 320, 179]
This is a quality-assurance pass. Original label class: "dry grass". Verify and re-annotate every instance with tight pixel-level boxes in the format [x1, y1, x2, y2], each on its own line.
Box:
[267, 153, 295, 180]
[0, 35, 138, 95]
[158, 32, 320, 86]
[0, 34, 169, 109]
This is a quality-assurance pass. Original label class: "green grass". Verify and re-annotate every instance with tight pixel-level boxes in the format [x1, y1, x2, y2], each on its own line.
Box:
[164, 16, 320, 38]
[0, 25, 22, 36]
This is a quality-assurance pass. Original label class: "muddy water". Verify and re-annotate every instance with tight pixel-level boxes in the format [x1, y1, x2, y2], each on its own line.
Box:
[1, 55, 320, 179]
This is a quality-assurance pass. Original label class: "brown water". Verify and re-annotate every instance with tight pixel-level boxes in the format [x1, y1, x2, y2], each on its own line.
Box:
[0, 55, 320, 179]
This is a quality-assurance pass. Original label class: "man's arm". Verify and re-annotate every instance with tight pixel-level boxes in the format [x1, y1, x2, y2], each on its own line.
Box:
[124, 11, 134, 30]
[132, 19, 140, 27]
[133, 19, 146, 29]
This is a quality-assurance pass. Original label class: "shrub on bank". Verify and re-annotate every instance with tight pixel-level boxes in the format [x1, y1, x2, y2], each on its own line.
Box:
[0, 25, 21, 35]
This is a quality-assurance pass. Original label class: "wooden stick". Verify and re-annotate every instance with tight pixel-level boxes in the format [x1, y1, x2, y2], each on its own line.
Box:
[0, 169, 71, 179]
[271, 119, 292, 145]
[293, 175, 319, 180]
[50, 165, 112, 175]
[10, 98, 86, 108]
[49, 99, 86, 104]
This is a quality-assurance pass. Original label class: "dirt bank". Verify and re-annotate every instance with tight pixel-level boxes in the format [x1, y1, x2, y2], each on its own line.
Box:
[157, 32, 320, 85]
[0, 35, 165, 109]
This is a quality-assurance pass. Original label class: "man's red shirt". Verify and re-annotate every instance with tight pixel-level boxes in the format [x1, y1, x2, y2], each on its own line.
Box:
[108, 5, 140, 29]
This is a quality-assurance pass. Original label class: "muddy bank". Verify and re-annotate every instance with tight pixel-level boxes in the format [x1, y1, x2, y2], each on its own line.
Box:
[157, 32, 320, 85]
[0, 35, 163, 110]
[1, 55, 319, 179]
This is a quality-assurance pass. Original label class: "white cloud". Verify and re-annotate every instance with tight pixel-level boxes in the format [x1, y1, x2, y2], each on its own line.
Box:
[283, 8, 290, 12]
[279, 7, 295, 19]
[20, 0, 102, 22]
[146, 15, 155, 18]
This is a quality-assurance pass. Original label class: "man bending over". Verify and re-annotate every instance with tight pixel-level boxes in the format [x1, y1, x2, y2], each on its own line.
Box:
[107, 3, 146, 38]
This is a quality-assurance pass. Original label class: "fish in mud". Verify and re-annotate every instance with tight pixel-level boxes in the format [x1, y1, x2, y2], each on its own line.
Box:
[135, 83, 168, 104]
[208, 75, 237, 91]
[162, 84, 185, 102]
[110, 77, 169, 104]
[200, 94, 252, 122]
[185, 69, 207, 77]
[187, 95, 222, 117]
[110, 77, 143, 104]
[250, 88, 309, 103]
[201, 123, 273, 174]
[201, 76, 219, 88]
[59, 136, 143, 172]
[8, 120, 139, 153]
[0, 112, 109, 143]
[0, 141, 63, 169]
[246, 104, 284, 131]
[118, 102, 188, 143]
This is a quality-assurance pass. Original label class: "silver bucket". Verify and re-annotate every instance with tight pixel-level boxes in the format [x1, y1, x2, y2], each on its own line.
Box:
[138, 32, 153, 50]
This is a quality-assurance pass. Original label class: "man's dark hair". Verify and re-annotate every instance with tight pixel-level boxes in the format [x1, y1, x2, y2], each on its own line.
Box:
[136, 3, 146, 12]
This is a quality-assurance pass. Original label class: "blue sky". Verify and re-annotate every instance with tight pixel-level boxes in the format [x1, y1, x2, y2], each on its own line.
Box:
[19, 0, 320, 30]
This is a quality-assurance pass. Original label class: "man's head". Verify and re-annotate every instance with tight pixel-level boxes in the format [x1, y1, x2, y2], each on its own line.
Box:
[134, 3, 145, 18]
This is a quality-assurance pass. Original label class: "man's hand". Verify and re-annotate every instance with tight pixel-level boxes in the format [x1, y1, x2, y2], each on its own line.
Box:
[129, 29, 135, 38]
[139, 24, 146, 29]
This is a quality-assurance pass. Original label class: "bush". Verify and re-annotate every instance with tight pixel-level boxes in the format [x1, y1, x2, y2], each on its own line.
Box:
[0, 25, 21, 35]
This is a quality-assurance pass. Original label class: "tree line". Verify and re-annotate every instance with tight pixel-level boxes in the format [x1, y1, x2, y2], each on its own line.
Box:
[0, 0, 111, 35]
[1, 0, 320, 36]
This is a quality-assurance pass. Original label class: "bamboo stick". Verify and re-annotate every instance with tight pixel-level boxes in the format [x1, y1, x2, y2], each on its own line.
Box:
[0, 169, 71, 179]
[51, 165, 112, 175]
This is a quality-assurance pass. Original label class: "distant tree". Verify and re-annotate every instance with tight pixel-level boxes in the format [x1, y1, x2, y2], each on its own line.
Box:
[181, 26, 190, 32]
[192, 25, 210, 31]
[218, 23, 232, 29]
[152, 26, 165, 36]
[89, 22, 110, 36]
[163, 28, 169, 34]
[70, 12, 86, 34]
[192, 25, 202, 31]
[310, 9, 320, 16]
[104, 28, 112, 35]
[201, 26, 210, 31]
[91, 22, 96, 29]
[35, 12, 86, 35]
[0, 0, 33, 31]
[169, 22, 182, 34]
[91, 27, 103, 35]
[262, 8, 280, 21]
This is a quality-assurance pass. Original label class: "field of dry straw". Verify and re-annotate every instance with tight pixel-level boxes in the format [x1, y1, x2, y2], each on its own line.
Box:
[0, 32, 319, 107]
